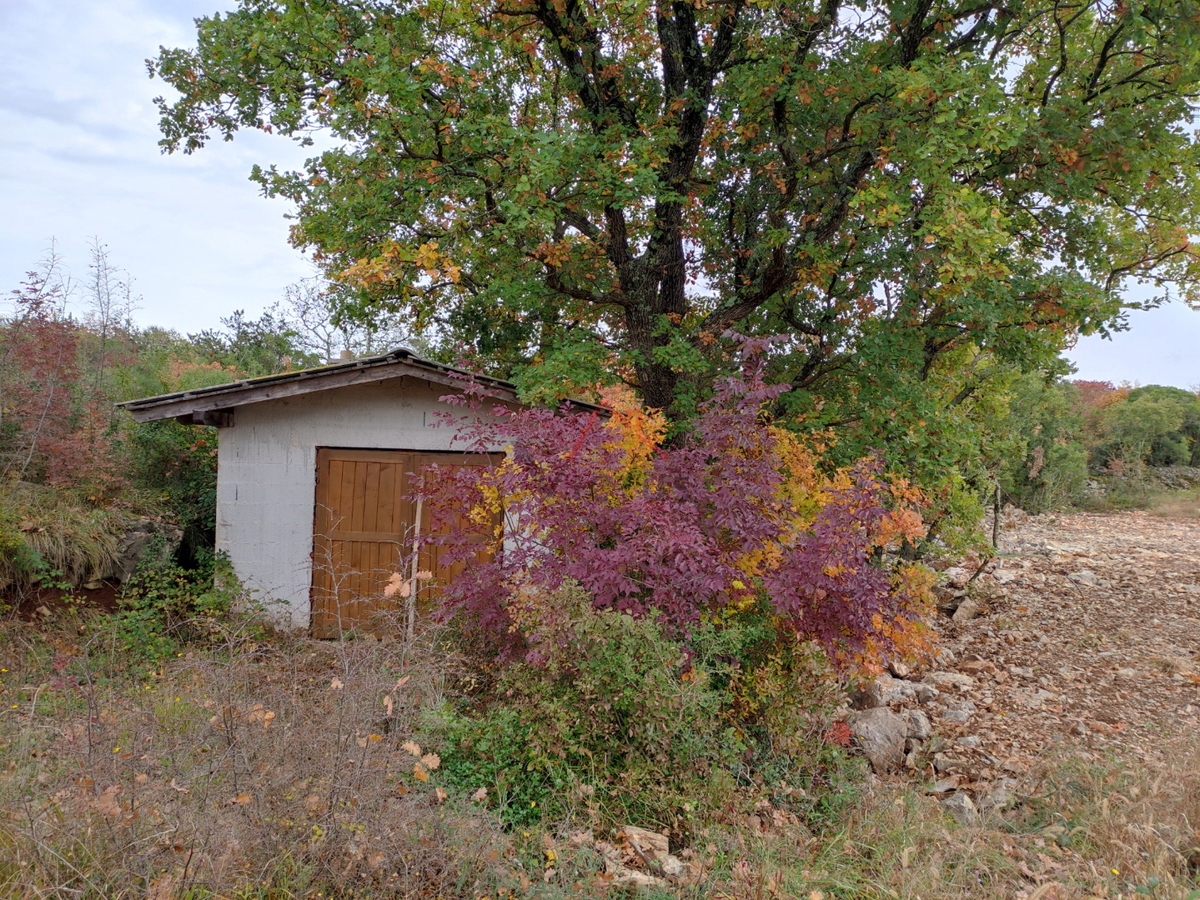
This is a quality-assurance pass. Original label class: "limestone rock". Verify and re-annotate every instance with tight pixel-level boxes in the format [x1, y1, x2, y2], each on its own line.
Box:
[942, 699, 977, 725]
[88, 518, 184, 586]
[952, 597, 983, 623]
[619, 826, 688, 881]
[959, 659, 997, 676]
[853, 673, 917, 708]
[943, 566, 971, 588]
[621, 826, 669, 861]
[978, 779, 1017, 812]
[887, 659, 912, 679]
[941, 792, 979, 825]
[914, 682, 940, 704]
[905, 709, 932, 741]
[924, 671, 977, 692]
[848, 707, 908, 772]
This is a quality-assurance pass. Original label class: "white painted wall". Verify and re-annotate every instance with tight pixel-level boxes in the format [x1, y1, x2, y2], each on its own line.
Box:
[215, 376, 503, 628]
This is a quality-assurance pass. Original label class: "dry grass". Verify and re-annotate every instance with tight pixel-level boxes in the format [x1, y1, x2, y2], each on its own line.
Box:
[694, 741, 1200, 900]
[0, 482, 133, 592]
[0, 610, 518, 899]
[1147, 488, 1200, 519]
[1, 609, 1197, 900]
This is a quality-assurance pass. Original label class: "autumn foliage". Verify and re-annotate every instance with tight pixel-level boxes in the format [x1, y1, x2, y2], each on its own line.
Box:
[417, 341, 932, 669]
[0, 268, 123, 492]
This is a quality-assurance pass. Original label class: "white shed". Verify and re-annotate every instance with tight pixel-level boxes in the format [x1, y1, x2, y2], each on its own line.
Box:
[120, 349, 576, 636]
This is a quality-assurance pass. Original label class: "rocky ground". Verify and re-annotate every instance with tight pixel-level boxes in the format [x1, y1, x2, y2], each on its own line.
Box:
[847, 508, 1200, 822]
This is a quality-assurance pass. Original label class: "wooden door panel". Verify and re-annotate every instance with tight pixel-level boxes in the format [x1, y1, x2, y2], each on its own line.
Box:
[311, 447, 501, 638]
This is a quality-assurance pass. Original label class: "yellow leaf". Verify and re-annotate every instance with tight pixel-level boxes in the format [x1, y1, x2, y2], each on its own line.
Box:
[413, 762, 430, 782]
[233, 793, 252, 805]
[369, 734, 383, 743]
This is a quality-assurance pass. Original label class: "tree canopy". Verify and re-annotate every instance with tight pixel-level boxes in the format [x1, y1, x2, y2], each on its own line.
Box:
[152, 0, 1200, 428]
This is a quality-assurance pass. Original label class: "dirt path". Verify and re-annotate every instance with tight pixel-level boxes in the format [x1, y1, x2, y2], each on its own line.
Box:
[923, 510, 1200, 793]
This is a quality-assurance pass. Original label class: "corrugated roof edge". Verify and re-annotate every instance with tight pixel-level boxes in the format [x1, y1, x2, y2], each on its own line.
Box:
[117, 347, 609, 420]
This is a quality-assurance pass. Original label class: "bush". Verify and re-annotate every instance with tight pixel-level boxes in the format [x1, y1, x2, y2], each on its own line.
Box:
[124, 418, 218, 563]
[998, 375, 1089, 513]
[428, 583, 859, 834]
[114, 548, 240, 662]
[419, 339, 932, 668]
[430, 584, 741, 829]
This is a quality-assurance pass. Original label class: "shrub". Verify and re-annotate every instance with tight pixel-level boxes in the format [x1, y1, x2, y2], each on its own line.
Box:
[417, 338, 932, 669]
[431, 583, 743, 830]
[114, 548, 240, 662]
[429, 583, 859, 833]
[124, 418, 218, 562]
[414, 342, 934, 831]
[998, 375, 1089, 513]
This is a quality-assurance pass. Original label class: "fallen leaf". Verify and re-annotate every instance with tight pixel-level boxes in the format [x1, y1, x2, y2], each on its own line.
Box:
[233, 792, 252, 805]
[472, 787, 488, 803]
[413, 762, 430, 782]
[93, 786, 122, 817]
[435, 787, 447, 803]
[420, 752, 440, 771]
[401, 740, 421, 757]
[147, 873, 176, 900]
[330, 678, 344, 690]
[169, 779, 190, 794]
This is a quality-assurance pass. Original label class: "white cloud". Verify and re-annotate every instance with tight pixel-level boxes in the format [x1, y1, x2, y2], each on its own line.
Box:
[0, 0, 318, 333]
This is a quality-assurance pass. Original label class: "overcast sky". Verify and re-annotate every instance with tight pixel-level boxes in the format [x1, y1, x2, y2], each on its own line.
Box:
[1, 0, 1198, 388]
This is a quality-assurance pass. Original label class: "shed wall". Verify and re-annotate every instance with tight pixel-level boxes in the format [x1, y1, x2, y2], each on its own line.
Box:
[215, 376, 495, 628]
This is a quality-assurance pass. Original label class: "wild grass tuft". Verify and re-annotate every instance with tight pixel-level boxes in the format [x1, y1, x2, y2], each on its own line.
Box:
[0, 481, 133, 593]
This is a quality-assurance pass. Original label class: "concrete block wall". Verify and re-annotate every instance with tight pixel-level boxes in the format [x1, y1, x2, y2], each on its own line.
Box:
[215, 376, 504, 629]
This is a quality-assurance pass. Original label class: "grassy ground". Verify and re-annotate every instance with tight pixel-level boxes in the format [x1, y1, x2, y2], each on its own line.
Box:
[1146, 487, 1200, 518]
[0, 609, 1197, 900]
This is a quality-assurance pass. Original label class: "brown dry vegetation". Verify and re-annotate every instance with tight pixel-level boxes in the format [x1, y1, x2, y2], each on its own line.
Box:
[1, 516, 1199, 899]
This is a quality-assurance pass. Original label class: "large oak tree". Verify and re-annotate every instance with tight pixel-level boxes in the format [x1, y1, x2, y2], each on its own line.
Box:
[153, 0, 1200, 434]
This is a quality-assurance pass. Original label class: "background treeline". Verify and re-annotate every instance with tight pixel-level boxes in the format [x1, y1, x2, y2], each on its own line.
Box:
[998, 375, 1200, 513]
[0, 243, 409, 595]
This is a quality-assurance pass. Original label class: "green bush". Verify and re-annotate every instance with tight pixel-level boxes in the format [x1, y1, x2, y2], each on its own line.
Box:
[114, 547, 239, 662]
[429, 584, 742, 830]
[124, 419, 218, 562]
[427, 584, 851, 834]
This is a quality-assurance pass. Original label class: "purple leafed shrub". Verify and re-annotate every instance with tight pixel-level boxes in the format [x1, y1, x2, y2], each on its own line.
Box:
[413, 344, 928, 665]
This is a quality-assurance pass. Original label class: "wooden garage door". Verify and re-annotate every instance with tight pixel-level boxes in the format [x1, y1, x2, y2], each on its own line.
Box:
[310, 447, 501, 638]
